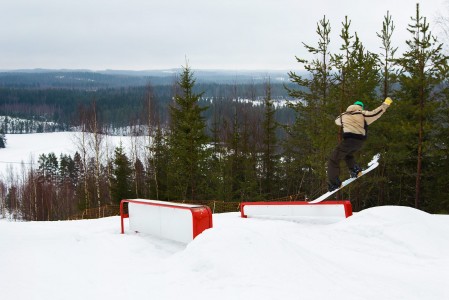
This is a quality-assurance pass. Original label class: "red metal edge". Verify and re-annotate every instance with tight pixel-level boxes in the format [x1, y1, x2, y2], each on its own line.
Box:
[239, 200, 353, 218]
[120, 199, 127, 234]
[341, 200, 353, 217]
[240, 203, 248, 218]
[315, 200, 353, 217]
[191, 206, 213, 239]
[120, 199, 213, 236]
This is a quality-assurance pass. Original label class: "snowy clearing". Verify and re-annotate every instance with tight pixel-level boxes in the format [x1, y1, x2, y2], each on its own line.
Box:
[1, 206, 448, 300]
[0, 132, 147, 178]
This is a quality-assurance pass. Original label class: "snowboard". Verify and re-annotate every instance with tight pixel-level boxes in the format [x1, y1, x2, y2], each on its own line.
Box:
[309, 154, 380, 204]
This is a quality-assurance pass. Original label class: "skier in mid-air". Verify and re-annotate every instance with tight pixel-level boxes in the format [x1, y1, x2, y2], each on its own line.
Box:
[327, 98, 393, 192]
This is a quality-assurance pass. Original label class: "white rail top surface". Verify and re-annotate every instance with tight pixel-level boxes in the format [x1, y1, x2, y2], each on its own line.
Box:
[129, 199, 205, 208]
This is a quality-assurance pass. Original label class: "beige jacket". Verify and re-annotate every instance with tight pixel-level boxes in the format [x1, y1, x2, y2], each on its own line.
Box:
[335, 103, 389, 139]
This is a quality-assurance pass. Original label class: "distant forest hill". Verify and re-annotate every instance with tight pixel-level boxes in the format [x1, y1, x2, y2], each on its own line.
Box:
[0, 70, 300, 132]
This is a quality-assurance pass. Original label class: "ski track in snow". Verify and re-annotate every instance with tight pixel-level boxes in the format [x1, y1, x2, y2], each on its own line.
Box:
[1, 207, 449, 300]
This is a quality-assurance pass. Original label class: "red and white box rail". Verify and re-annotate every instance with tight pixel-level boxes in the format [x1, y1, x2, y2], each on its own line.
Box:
[120, 199, 213, 243]
[240, 200, 353, 219]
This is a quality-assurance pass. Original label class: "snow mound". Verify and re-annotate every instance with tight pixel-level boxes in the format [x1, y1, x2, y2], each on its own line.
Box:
[334, 206, 449, 258]
[1, 207, 449, 300]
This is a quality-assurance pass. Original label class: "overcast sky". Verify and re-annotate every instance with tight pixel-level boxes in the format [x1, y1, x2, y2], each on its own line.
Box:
[0, 0, 447, 71]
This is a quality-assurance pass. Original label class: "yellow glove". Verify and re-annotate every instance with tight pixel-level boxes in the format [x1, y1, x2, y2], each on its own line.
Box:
[384, 97, 393, 106]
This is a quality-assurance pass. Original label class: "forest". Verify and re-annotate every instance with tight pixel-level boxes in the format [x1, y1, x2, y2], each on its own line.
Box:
[1, 4, 449, 221]
[0, 76, 295, 130]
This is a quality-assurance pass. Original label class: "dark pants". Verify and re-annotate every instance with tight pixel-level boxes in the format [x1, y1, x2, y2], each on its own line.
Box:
[327, 138, 364, 183]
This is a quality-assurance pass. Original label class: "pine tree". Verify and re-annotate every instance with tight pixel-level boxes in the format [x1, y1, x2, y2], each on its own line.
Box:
[377, 11, 398, 99]
[329, 17, 380, 208]
[395, 3, 449, 209]
[38, 153, 59, 183]
[367, 11, 399, 206]
[286, 15, 335, 196]
[166, 64, 210, 200]
[331, 17, 379, 112]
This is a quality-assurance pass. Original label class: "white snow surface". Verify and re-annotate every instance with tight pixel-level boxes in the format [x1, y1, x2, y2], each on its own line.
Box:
[1, 207, 449, 300]
[2, 133, 449, 299]
[0, 132, 147, 178]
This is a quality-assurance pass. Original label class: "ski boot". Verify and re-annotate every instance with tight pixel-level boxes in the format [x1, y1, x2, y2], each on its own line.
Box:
[349, 165, 363, 178]
[328, 177, 342, 192]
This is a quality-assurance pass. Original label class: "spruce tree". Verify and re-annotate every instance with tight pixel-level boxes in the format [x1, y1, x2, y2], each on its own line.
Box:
[206, 101, 227, 201]
[222, 107, 246, 201]
[261, 79, 279, 199]
[133, 158, 146, 198]
[111, 143, 134, 203]
[167, 64, 210, 200]
[148, 123, 168, 200]
[239, 111, 260, 201]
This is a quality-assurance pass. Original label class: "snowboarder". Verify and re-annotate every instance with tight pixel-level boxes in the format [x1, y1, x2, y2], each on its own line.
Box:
[327, 98, 392, 192]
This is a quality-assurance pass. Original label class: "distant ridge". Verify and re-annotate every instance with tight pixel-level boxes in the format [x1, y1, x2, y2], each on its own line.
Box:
[0, 69, 304, 87]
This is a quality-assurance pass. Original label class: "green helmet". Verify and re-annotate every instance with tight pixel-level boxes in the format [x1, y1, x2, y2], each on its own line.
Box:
[354, 101, 364, 110]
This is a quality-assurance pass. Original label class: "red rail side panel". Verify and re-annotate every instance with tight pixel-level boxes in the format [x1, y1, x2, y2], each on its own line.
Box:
[191, 206, 213, 239]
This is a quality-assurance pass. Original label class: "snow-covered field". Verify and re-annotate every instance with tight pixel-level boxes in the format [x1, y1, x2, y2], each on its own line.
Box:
[1, 206, 448, 300]
[0, 132, 147, 178]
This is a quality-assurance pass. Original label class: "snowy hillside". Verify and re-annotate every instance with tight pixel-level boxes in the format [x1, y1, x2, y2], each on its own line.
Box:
[1, 206, 448, 300]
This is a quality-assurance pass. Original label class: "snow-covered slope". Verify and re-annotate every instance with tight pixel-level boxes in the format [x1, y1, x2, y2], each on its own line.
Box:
[1, 206, 448, 300]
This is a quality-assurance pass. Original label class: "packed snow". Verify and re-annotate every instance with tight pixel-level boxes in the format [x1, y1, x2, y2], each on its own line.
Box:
[1, 206, 448, 300]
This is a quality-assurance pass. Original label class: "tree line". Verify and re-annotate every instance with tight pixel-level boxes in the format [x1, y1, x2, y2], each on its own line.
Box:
[286, 5, 449, 212]
[1, 4, 449, 220]
[0, 81, 294, 131]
